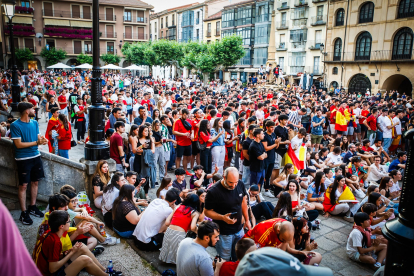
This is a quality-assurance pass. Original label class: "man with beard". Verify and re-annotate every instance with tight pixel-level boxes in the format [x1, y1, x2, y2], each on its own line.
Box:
[11, 102, 48, 225]
[205, 167, 251, 261]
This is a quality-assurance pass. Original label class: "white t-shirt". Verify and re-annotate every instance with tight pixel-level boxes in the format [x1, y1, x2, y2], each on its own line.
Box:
[327, 152, 343, 166]
[393, 117, 401, 135]
[346, 229, 363, 258]
[380, 116, 392, 138]
[256, 110, 265, 120]
[291, 135, 303, 157]
[102, 187, 119, 215]
[133, 198, 172, 243]
[354, 108, 361, 125]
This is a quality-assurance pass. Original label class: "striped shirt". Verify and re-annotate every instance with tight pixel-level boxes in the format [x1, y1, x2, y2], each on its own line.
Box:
[288, 110, 302, 127]
[161, 124, 170, 151]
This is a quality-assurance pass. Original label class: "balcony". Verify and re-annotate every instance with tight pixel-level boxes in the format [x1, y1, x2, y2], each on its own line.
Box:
[294, 0, 308, 6]
[42, 9, 92, 19]
[291, 41, 306, 52]
[277, 43, 287, 51]
[100, 32, 117, 39]
[291, 19, 307, 28]
[310, 15, 326, 26]
[277, 2, 290, 10]
[290, 66, 306, 74]
[207, 31, 211, 37]
[256, 13, 271, 22]
[324, 50, 414, 62]
[216, 29, 220, 36]
[99, 14, 116, 21]
[15, 6, 34, 14]
[4, 25, 35, 37]
[123, 17, 148, 23]
[276, 21, 288, 30]
[6, 46, 36, 52]
[123, 33, 148, 40]
[168, 24, 176, 28]
[308, 40, 323, 50]
[43, 27, 92, 39]
[312, 0, 327, 2]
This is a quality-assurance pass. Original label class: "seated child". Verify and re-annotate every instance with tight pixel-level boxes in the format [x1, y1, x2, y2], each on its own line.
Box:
[218, 238, 257, 276]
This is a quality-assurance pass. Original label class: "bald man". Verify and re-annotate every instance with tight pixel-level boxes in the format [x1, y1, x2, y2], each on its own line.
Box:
[243, 218, 291, 248]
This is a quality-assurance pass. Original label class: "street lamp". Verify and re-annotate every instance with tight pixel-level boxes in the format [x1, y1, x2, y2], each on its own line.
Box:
[84, 0, 110, 161]
[3, 0, 20, 115]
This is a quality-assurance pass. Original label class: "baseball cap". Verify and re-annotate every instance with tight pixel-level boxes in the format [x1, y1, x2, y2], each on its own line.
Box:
[236, 247, 333, 276]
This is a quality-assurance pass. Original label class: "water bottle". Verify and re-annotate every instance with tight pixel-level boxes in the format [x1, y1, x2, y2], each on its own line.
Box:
[107, 260, 113, 273]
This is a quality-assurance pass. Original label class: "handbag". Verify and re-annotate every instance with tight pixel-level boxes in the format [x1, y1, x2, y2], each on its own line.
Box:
[71, 131, 77, 147]
[195, 132, 206, 151]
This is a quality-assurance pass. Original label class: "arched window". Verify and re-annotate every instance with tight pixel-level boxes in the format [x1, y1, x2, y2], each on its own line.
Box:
[359, 2, 374, 23]
[334, 38, 342, 61]
[330, 81, 339, 89]
[336, 9, 345, 26]
[392, 27, 413, 60]
[398, 0, 414, 19]
[348, 74, 371, 94]
[355, 32, 372, 60]
[333, 67, 339, 75]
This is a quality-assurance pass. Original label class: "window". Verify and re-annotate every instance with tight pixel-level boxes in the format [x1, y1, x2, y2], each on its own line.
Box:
[182, 10, 194, 27]
[256, 2, 272, 22]
[161, 18, 163, 28]
[255, 25, 270, 44]
[106, 25, 114, 38]
[355, 32, 372, 60]
[336, 9, 345, 26]
[137, 10, 144, 23]
[207, 23, 211, 36]
[237, 6, 254, 25]
[359, 2, 374, 23]
[315, 30, 322, 47]
[155, 22, 157, 32]
[279, 57, 284, 71]
[330, 81, 339, 88]
[166, 16, 168, 27]
[44, 2, 53, 16]
[333, 67, 339, 75]
[161, 31, 163, 39]
[392, 27, 413, 60]
[74, 41, 82, 54]
[105, 8, 114, 21]
[21, 1, 30, 7]
[317, 6, 323, 18]
[83, 6, 91, 19]
[334, 38, 342, 61]
[46, 39, 55, 49]
[279, 34, 286, 48]
[237, 27, 254, 45]
[398, 0, 414, 18]
[196, 11, 200, 24]
[348, 74, 371, 94]
[282, 12, 287, 24]
[222, 9, 235, 28]
[222, 29, 235, 37]
[313, 56, 320, 74]
[107, 42, 114, 54]
[124, 10, 132, 22]
[216, 21, 220, 35]
[172, 14, 175, 25]
[125, 26, 132, 39]
[238, 48, 252, 65]
[254, 48, 268, 66]
[290, 29, 307, 42]
[72, 5, 80, 18]
[196, 29, 199, 40]
[84, 41, 92, 54]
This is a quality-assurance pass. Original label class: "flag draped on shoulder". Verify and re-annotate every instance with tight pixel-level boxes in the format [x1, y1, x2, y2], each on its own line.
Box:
[335, 107, 350, 131]
[323, 185, 357, 212]
[283, 143, 306, 174]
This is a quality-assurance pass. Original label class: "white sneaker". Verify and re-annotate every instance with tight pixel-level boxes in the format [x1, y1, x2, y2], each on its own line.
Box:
[101, 237, 117, 245]
[357, 189, 366, 198]
[263, 191, 275, 198]
[259, 193, 266, 201]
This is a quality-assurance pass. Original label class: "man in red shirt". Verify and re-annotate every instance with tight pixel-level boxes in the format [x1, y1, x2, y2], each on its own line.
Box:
[33, 210, 111, 276]
[110, 121, 129, 172]
[173, 108, 193, 176]
[191, 109, 203, 170]
[363, 108, 378, 143]
[58, 89, 68, 117]
[243, 218, 290, 248]
[360, 103, 370, 141]
[27, 93, 37, 107]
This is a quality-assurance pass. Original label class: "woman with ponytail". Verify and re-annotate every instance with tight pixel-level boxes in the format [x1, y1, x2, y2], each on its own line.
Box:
[57, 113, 72, 159]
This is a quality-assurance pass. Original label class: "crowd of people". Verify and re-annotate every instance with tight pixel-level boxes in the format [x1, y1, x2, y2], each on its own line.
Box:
[1, 67, 410, 276]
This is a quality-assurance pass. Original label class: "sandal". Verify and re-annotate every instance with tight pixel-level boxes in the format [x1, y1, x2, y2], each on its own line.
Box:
[92, 246, 105, 257]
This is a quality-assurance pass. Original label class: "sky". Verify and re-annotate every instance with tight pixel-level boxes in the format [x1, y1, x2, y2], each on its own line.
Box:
[151, 0, 200, 12]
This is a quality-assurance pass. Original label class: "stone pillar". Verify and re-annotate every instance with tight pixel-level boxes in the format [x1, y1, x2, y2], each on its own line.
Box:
[267, 10, 276, 65]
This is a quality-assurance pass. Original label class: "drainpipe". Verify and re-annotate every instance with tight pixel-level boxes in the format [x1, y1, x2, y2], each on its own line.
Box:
[341, 0, 350, 88]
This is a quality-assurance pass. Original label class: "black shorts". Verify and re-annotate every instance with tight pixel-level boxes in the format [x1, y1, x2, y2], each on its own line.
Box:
[361, 124, 368, 132]
[176, 145, 192, 157]
[227, 147, 233, 160]
[337, 130, 344, 135]
[16, 156, 45, 185]
[52, 265, 66, 276]
[192, 141, 200, 155]
[72, 238, 88, 246]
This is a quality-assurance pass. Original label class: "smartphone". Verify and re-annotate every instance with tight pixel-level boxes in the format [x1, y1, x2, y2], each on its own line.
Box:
[229, 212, 238, 219]
[214, 255, 222, 264]
[371, 235, 377, 240]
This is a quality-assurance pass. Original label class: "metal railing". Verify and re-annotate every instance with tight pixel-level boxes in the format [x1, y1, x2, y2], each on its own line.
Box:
[277, 2, 290, 10]
[276, 21, 288, 29]
[291, 41, 306, 51]
[291, 18, 307, 28]
[124, 17, 147, 23]
[99, 14, 116, 21]
[294, 0, 308, 6]
[290, 66, 306, 74]
[6, 46, 36, 52]
[308, 40, 323, 50]
[291, 9, 307, 20]
[324, 50, 414, 62]
[206, 31, 211, 37]
[277, 43, 287, 50]
[312, 0, 327, 2]
[216, 29, 220, 36]
[101, 31, 117, 38]
[42, 9, 92, 19]
[123, 33, 148, 40]
[311, 15, 326, 26]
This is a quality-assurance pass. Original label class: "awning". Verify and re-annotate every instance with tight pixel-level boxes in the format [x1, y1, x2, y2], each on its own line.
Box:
[4, 16, 32, 24]
[244, 68, 258, 73]
[44, 19, 70, 26]
[70, 21, 92, 28]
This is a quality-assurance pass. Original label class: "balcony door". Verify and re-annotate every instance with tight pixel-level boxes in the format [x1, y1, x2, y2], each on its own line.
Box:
[24, 38, 34, 52]
[44, 2, 53, 16]
[138, 27, 144, 39]
[72, 5, 80, 18]
[74, 41, 82, 54]
[106, 25, 114, 38]
[84, 41, 92, 54]
[106, 8, 113, 21]
[83, 6, 91, 19]
[125, 26, 132, 39]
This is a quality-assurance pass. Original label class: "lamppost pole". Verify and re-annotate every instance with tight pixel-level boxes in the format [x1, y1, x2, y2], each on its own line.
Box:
[84, 0, 109, 160]
[382, 129, 414, 275]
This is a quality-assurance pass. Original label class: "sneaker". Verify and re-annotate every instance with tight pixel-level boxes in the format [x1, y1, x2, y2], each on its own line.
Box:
[185, 170, 193, 176]
[101, 237, 117, 245]
[263, 190, 275, 198]
[259, 193, 265, 202]
[108, 270, 123, 276]
[356, 189, 365, 198]
[343, 215, 354, 223]
[373, 262, 382, 268]
[19, 211, 33, 225]
[92, 246, 105, 257]
[155, 182, 160, 187]
[28, 205, 44, 218]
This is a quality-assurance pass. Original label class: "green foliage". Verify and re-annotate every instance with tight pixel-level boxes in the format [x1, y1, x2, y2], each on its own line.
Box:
[101, 53, 121, 64]
[40, 47, 67, 65]
[122, 42, 149, 66]
[76, 53, 92, 64]
[210, 35, 245, 68]
[143, 46, 161, 67]
[15, 48, 33, 64]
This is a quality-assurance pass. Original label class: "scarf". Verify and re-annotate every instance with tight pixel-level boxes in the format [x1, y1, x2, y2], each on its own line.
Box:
[352, 224, 372, 248]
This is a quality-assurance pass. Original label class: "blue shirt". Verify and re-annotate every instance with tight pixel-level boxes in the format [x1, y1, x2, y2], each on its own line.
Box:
[10, 119, 41, 160]
[211, 128, 224, 147]
[311, 115, 324, 135]
[306, 182, 324, 201]
[343, 151, 357, 164]
[388, 159, 405, 172]
[133, 116, 153, 126]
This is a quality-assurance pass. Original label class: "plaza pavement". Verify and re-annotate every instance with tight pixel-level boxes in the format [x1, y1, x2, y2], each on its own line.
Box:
[32, 119, 377, 276]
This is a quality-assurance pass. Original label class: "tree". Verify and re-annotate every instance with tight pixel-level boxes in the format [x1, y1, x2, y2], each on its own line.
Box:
[40, 47, 67, 65]
[101, 53, 121, 64]
[210, 35, 245, 69]
[15, 48, 33, 64]
[122, 42, 149, 66]
[182, 41, 208, 72]
[76, 53, 92, 64]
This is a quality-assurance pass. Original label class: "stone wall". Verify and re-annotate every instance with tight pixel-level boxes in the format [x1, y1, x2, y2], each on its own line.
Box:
[0, 137, 89, 203]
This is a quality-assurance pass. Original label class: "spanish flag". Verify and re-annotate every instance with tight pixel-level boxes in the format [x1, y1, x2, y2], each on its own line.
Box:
[335, 107, 350, 132]
[323, 184, 358, 213]
[283, 143, 306, 174]
[388, 116, 400, 152]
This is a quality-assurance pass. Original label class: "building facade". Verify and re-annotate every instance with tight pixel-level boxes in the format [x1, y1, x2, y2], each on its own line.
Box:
[274, 0, 327, 85]
[203, 11, 221, 43]
[324, 0, 414, 95]
[178, 3, 205, 42]
[2, 0, 153, 70]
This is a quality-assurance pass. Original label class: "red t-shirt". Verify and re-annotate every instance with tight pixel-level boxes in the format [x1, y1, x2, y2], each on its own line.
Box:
[192, 118, 201, 141]
[29, 98, 37, 107]
[34, 232, 62, 276]
[174, 119, 192, 146]
[75, 105, 85, 121]
[141, 99, 151, 111]
[199, 132, 212, 147]
[225, 132, 233, 148]
[58, 95, 67, 109]
[244, 218, 286, 248]
[366, 115, 377, 131]
[57, 123, 72, 150]
[219, 261, 240, 276]
[116, 100, 127, 105]
[109, 132, 123, 164]
[360, 109, 369, 125]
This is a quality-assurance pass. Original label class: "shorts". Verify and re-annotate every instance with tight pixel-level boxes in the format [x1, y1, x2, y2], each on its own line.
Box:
[127, 109, 133, 115]
[72, 238, 88, 246]
[337, 130, 344, 135]
[52, 265, 67, 276]
[348, 252, 361, 262]
[226, 147, 233, 160]
[354, 124, 361, 133]
[360, 124, 367, 132]
[329, 124, 337, 135]
[192, 141, 200, 155]
[274, 153, 283, 170]
[345, 127, 354, 135]
[164, 149, 171, 162]
[16, 156, 45, 185]
[176, 145, 192, 157]
[311, 134, 323, 144]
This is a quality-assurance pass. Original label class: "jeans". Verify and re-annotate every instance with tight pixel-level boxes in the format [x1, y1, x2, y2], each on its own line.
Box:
[58, 149, 69, 159]
[211, 145, 226, 175]
[250, 169, 266, 186]
[264, 162, 275, 190]
[242, 165, 251, 189]
[382, 138, 392, 153]
[113, 228, 134, 239]
[376, 130, 383, 141]
[215, 228, 244, 261]
[367, 130, 376, 145]
[76, 120, 86, 141]
[168, 141, 176, 170]
[154, 146, 166, 182]
[234, 151, 241, 170]
[200, 148, 212, 187]
[302, 122, 310, 133]
[252, 202, 275, 220]
[115, 164, 124, 173]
